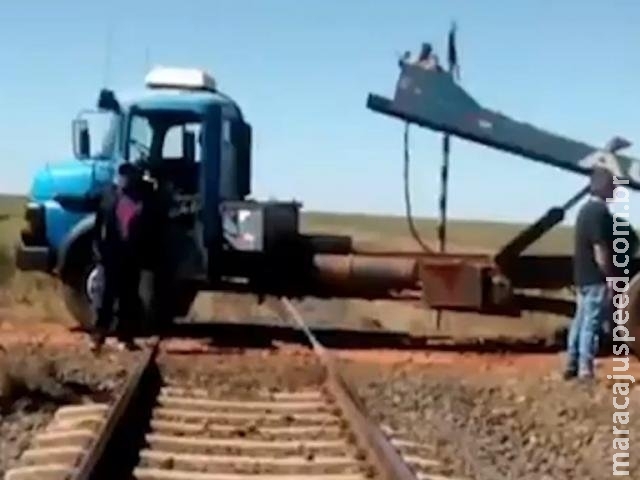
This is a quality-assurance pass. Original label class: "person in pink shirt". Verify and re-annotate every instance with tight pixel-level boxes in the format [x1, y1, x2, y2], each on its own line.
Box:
[91, 162, 148, 351]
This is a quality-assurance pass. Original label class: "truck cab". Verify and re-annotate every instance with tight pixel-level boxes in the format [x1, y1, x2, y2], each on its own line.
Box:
[16, 67, 253, 328]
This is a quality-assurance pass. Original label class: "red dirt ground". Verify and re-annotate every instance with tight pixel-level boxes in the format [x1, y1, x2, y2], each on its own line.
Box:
[2, 319, 637, 380]
[1, 319, 638, 479]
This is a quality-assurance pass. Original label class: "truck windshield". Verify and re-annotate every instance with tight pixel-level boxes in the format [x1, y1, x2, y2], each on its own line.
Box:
[127, 111, 203, 164]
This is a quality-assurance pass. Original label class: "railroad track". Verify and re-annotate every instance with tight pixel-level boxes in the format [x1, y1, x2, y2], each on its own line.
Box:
[4, 300, 460, 480]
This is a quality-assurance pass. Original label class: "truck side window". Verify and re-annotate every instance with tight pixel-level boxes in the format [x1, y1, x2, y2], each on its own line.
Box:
[163, 123, 202, 162]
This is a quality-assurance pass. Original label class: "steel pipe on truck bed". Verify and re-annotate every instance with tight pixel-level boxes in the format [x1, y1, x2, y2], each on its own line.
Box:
[311, 254, 419, 297]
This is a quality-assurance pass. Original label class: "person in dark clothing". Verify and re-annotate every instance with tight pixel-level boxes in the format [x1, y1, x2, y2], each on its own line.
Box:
[55, 162, 161, 350]
[91, 162, 151, 351]
[399, 43, 443, 71]
[565, 167, 616, 380]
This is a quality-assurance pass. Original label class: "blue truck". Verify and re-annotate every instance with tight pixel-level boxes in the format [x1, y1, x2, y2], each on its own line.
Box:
[15, 67, 256, 328]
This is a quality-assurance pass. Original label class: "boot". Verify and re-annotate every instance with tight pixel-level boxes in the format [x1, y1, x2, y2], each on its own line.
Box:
[90, 329, 107, 354]
[116, 333, 140, 351]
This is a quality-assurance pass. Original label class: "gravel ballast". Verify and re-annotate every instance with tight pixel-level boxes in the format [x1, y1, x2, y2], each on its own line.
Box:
[0, 344, 141, 476]
[343, 360, 639, 480]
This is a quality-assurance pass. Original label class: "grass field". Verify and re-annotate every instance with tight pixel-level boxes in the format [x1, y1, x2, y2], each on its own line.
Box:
[0, 194, 614, 340]
[301, 211, 575, 254]
[0, 195, 71, 324]
[0, 194, 578, 254]
[0, 195, 26, 282]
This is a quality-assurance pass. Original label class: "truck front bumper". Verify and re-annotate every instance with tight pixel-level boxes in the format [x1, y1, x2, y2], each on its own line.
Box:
[15, 243, 53, 272]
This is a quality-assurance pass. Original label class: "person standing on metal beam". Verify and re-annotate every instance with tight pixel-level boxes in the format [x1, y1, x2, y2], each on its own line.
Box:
[564, 167, 616, 380]
[399, 43, 443, 72]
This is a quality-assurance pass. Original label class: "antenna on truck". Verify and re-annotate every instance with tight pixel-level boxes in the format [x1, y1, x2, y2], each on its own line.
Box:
[145, 46, 151, 72]
[102, 20, 115, 87]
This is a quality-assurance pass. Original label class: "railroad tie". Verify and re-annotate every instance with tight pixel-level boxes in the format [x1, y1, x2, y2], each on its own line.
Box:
[3, 403, 109, 480]
[47, 414, 105, 431]
[133, 384, 375, 479]
[33, 429, 95, 448]
[4, 464, 76, 480]
[21, 446, 85, 464]
[149, 420, 343, 438]
[160, 386, 324, 402]
[153, 408, 341, 425]
[133, 470, 369, 480]
[416, 475, 468, 480]
[156, 395, 329, 412]
[378, 424, 468, 480]
[139, 451, 360, 469]
[53, 404, 109, 421]
[145, 433, 349, 453]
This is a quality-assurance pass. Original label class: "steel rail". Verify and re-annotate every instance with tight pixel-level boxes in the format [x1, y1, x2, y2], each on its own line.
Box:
[61, 308, 433, 480]
[72, 338, 159, 480]
[279, 299, 511, 480]
[279, 298, 419, 480]
[63, 329, 414, 480]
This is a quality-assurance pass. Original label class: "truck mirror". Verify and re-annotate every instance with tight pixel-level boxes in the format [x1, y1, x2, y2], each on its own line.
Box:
[72, 119, 91, 158]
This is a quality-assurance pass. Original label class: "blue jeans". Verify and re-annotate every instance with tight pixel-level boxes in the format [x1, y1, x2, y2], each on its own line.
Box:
[566, 283, 608, 376]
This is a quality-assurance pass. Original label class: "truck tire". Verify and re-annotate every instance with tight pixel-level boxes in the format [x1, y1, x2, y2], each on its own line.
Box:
[62, 261, 98, 331]
[624, 272, 640, 358]
[60, 235, 196, 333]
[63, 258, 158, 334]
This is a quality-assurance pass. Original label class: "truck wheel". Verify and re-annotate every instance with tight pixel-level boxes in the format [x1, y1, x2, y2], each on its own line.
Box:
[64, 262, 156, 334]
[624, 272, 640, 357]
[62, 262, 100, 331]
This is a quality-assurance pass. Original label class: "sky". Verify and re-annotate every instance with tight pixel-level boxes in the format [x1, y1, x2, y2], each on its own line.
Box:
[1, 0, 639, 225]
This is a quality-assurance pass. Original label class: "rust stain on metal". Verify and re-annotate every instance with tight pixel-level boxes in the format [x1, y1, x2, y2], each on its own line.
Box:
[419, 260, 484, 309]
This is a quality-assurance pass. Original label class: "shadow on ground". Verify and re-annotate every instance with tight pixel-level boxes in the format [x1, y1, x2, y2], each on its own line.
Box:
[70, 320, 570, 354]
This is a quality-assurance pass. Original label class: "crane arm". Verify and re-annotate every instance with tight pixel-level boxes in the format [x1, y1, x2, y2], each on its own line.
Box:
[367, 63, 640, 190]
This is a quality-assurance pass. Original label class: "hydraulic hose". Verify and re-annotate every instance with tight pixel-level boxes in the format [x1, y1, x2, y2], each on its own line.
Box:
[403, 122, 431, 253]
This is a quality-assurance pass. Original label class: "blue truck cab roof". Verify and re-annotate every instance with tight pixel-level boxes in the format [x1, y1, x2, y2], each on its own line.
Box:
[116, 65, 243, 117]
[121, 88, 244, 119]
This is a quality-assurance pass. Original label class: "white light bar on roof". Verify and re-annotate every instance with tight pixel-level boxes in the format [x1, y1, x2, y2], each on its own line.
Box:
[145, 66, 217, 92]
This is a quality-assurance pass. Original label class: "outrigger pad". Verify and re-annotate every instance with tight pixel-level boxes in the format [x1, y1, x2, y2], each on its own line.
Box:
[367, 61, 640, 190]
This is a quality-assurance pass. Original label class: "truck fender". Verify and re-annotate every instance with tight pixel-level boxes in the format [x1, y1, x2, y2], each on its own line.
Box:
[56, 214, 95, 279]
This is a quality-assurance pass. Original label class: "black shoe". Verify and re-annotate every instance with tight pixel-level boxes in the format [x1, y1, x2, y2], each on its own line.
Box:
[118, 338, 140, 351]
[562, 369, 578, 380]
